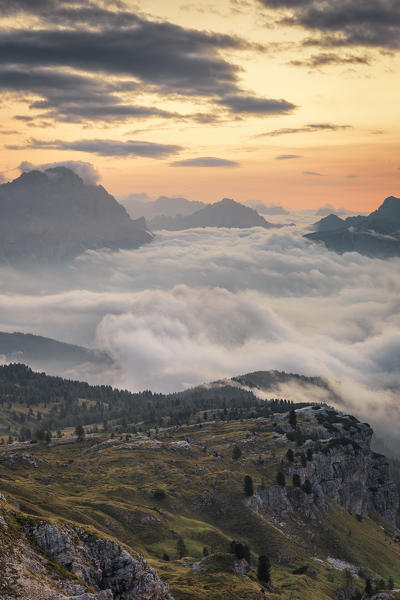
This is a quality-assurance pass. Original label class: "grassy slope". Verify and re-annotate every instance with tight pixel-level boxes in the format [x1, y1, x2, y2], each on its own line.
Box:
[0, 416, 400, 599]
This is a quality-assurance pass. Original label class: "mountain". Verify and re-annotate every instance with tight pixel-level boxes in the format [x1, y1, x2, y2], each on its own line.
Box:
[306, 196, 400, 258]
[246, 202, 289, 215]
[123, 195, 205, 220]
[0, 331, 112, 381]
[149, 198, 276, 230]
[0, 167, 153, 262]
[0, 363, 399, 599]
[312, 213, 346, 232]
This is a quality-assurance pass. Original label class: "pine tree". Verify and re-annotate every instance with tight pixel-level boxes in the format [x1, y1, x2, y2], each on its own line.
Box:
[177, 536, 187, 558]
[276, 471, 286, 487]
[289, 409, 297, 429]
[232, 445, 242, 460]
[365, 579, 372, 595]
[75, 424, 85, 442]
[257, 555, 270, 584]
[286, 448, 294, 462]
[244, 475, 254, 497]
[292, 473, 301, 487]
[302, 479, 312, 494]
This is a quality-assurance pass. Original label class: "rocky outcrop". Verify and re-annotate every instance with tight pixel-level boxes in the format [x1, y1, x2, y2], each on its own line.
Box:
[27, 521, 174, 600]
[0, 167, 153, 262]
[248, 407, 398, 525]
[305, 196, 400, 258]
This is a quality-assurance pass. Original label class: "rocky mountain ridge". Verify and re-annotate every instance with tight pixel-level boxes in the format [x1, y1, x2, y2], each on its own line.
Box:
[148, 198, 276, 230]
[306, 196, 400, 258]
[248, 406, 398, 525]
[0, 368, 400, 599]
[0, 167, 153, 262]
[0, 495, 173, 600]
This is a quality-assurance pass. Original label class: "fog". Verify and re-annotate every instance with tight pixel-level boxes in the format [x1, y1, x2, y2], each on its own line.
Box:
[0, 225, 399, 440]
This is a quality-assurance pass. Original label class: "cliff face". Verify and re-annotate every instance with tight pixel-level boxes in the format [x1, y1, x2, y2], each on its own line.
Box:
[0, 496, 173, 600]
[248, 407, 398, 525]
[0, 167, 153, 261]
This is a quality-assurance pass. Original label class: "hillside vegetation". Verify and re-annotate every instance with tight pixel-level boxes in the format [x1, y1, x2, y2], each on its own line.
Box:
[0, 368, 399, 599]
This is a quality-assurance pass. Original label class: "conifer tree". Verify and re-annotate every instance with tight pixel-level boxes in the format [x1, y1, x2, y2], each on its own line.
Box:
[244, 475, 254, 496]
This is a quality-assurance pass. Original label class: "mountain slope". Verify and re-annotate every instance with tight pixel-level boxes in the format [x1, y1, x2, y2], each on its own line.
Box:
[306, 196, 400, 258]
[148, 198, 276, 230]
[0, 332, 112, 381]
[0, 401, 399, 600]
[0, 167, 153, 262]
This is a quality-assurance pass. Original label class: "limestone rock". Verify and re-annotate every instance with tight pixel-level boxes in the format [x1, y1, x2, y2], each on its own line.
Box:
[28, 522, 174, 600]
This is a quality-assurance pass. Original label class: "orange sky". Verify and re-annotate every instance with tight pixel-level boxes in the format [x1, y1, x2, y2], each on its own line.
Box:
[0, 0, 399, 212]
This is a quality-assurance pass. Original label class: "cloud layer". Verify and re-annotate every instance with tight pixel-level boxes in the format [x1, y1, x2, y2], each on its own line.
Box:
[0, 226, 399, 417]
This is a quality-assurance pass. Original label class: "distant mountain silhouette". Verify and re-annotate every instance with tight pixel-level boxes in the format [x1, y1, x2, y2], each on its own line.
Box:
[247, 202, 289, 215]
[312, 213, 346, 232]
[148, 198, 276, 230]
[0, 167, 153, 262]
[0, 331, 112, 380]
[123, 195, 205, 220]
[306, 196, 400, 258]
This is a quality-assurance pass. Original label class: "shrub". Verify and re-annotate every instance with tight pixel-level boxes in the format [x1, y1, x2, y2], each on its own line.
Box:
[232, 445, 242, 460]
[286, 448, 295, 462]
[230, 541, 251, 562]
[152, 489, 166, 501]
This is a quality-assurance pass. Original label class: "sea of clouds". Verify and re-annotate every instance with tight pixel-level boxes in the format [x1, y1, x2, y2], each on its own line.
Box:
[0, 225, 399, 442]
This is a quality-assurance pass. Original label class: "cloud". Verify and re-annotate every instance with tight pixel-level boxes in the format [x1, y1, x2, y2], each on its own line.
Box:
[0, 67, 182, 123]
[1, 225, 400, 449]
[289, 52, 370, 68]
[275, 154, 302, 160]
[257, 123, 351, 137]
[259, 0, 400, 51]
[345, 173, 359, 179]
[0, 8, 296, 124]
[170, 157, 240, 168]
[18, 160, 100, 185]
[0, 19, 243, 98]
[303, 170, 326, 176]
[218, 94, 296, 115]
[9, 138, 183, 158]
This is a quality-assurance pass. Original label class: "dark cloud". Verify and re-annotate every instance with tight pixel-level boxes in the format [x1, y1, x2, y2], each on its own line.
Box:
[289, 52, 370, 67]
[259, 0, 400, 50]
[0, 67, 180, 123]
[0, 4, 296, 124]
[345, 174, 359, 179]
[257, 123, 352, 137]
[8, 138, 183, 158]
[275, 154, 302, 159]
[303, 170, 326, 176]
[0, 21, 243, 98]
[171, 157, 240, 168]
[218, 94, 296, 115]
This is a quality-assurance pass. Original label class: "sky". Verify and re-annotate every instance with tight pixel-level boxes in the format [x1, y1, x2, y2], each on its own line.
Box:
[0, 0, 399, 211]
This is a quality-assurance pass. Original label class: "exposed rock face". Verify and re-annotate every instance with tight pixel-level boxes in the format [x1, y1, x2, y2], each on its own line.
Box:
[0, 167, 153, 262]
[306, 196, 400, 258]
[28, 522, 174, 600]
[248, 408, 398, 525]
